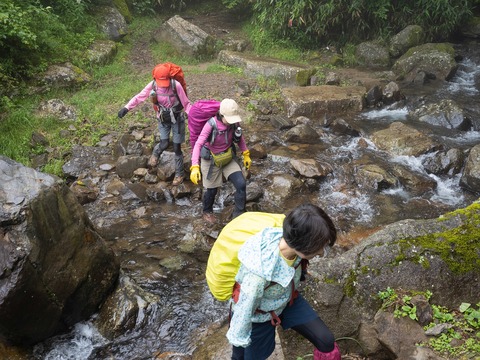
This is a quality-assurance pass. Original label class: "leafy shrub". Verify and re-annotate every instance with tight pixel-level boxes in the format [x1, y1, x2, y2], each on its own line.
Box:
[0, 0, 96, 79]
[222, 0, 475, 47]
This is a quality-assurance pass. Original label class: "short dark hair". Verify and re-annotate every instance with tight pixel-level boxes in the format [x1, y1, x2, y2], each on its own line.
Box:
[283, 203, 337, 256]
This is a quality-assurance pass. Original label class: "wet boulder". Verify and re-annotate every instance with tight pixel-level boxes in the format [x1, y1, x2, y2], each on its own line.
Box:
[460, 144, 480, 193]
[283, 123, 321, 144]
[392, 43, 458, 82]
[422, 148, 465, 176]
[290, 158, 333, 179]
[0, 156, 119, 345]
[412, 99, 472, 131]
[355, 164, 397, 191]
[116, 155, 149, 179]
[327, 118, 361, 137]
[263, 173, 305, 210]
[63, 145, 116, 179]
[382, 81, 403, 105]
[370, 122, 441, 157]
[95, 275, 160, 339]
[390, 163, 438, 196]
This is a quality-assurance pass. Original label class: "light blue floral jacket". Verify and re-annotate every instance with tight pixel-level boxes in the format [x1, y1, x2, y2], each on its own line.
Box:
[226, 227, 302, 348]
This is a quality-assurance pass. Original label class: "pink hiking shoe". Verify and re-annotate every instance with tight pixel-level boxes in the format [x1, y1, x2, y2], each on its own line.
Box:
[313, 342, 341, 360]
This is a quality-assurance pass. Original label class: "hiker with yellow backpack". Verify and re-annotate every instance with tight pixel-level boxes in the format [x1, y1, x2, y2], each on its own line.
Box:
[206, 204, 341, 360]
[118, 63, 191, 186]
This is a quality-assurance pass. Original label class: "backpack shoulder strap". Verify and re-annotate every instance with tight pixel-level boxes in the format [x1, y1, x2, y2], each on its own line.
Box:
[208, 117, 219, 143]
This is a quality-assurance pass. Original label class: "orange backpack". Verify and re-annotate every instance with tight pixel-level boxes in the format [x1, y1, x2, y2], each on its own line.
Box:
[152, 62, 187, 95]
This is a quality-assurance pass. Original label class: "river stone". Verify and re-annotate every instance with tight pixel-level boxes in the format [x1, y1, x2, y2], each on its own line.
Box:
[392, 43, 458, 82]
[63, 145, 116, 179]
[281, 85, 366, 119]
[370, 122, 441, 157]
[0, 156, 119, 345]
[282, 123, 320, 144]
[460, 143, 480, 193]
[390, 163, 438, 196]
[95, 275, 160, 339]
[263, 173, 305, 207]
[412, 99, 472, 130]
[290, 158, 333, 179]
[422, 148, 464, 176]
[355, 164, 397, 191]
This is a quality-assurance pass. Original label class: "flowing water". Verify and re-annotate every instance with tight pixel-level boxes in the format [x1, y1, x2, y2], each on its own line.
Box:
[32, 42, 480, 359]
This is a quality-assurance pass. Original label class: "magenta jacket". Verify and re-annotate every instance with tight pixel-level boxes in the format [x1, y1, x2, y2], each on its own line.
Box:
[124, 80, 192, 118]
[191, 117, 248, 166]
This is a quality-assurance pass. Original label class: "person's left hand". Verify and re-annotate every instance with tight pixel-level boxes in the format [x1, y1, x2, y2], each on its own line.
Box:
[242, 150, 251, 170]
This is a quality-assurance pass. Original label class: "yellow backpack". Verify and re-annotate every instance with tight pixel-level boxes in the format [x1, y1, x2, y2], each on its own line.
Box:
[205, 212, 286, 301]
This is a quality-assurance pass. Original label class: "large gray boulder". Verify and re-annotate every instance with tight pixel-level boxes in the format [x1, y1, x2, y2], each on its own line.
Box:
[389, 25, 425, 58]
[355, 41, 391, 69]
[218, 50, 314, 86]
[370, 121, 441, 157]
[160, 15, 215, 58]
[0, 156, 119, 345]
[460, 144, 480, 193]
[306, 202, 480, 358]
[392, 43, 458, 82]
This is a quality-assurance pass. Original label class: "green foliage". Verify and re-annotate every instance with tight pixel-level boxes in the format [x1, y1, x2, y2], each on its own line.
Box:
[0, 0, 97, 79]
[224, 0, 475, 47]
[378, 288, 480, 358]
[128, 0, 194, 15]
[243, 23, 306, 61]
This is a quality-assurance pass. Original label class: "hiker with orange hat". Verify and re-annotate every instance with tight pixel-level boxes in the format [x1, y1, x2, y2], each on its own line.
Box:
[118, 63, 191, 186]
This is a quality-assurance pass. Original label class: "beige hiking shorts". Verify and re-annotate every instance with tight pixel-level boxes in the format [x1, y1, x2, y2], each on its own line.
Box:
[200, 158, 242, 188]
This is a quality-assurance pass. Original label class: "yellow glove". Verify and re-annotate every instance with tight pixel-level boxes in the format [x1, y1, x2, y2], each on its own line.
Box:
[190, 165, 201, 185]
[242, 150, 251, 170]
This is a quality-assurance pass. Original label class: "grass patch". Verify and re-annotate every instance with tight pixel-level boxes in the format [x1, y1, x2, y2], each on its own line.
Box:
[243, 23, 306, 62]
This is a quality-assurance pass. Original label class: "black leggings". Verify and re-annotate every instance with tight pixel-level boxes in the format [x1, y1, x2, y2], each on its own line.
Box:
[203, 170, 246, 216]
[231, 317, 335, 360]
[291, 317, 336, 353]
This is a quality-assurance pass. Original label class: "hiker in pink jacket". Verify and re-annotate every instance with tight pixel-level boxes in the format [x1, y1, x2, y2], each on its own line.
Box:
[118, 64, 192, 186]
[190, 99, 251, 223]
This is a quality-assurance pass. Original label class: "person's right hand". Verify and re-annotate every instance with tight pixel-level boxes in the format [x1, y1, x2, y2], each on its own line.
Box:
[190, 165, 201, 184]
[118, 107, 129, 118]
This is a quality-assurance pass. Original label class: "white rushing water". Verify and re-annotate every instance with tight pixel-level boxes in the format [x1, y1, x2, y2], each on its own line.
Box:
[34, 322, 108, 360]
